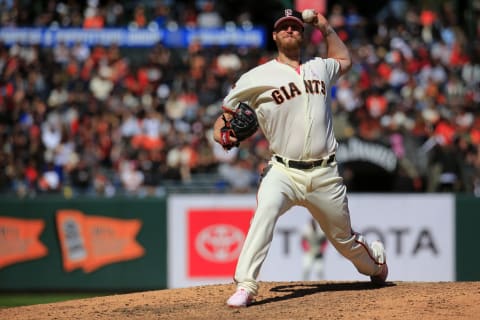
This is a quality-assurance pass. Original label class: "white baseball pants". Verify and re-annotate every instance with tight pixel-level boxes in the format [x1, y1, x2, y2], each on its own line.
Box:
[234, 161, 384, 295]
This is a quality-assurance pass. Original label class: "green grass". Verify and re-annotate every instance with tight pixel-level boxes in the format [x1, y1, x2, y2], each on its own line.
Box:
[0, 293, 107, 308]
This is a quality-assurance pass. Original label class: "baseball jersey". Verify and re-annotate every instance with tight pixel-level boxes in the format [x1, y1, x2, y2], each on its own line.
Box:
[222, 58, 341, 160]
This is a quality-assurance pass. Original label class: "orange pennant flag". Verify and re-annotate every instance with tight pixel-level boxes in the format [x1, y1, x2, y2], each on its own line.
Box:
[56, 210, 88, 272]
[0, 216, 48, 268]
[56, 210, 144, 273]
[82, 215, 144, 273]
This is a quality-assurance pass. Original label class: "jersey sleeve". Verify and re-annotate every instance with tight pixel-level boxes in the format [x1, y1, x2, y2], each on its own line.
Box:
[222, 69, 277, 112]
[323, 57, 342, 82]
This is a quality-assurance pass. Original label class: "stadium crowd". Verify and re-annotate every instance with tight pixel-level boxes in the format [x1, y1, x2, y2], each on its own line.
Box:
[0, 0, 479, 197]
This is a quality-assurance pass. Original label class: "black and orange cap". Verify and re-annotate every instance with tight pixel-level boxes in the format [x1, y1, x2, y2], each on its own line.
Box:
[273, 9, 304, 30]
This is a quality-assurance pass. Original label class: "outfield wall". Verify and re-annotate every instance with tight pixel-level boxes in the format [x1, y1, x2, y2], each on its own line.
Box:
[455, 194, 480, 281]
[0, 194, 478, 291]
[0, 197, 167, 291]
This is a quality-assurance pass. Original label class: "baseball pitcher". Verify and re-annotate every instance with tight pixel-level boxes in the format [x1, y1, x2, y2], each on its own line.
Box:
[213, 8, 388, 307]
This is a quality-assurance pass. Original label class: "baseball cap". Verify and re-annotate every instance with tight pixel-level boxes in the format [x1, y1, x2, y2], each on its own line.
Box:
[273, 9, 304, 30]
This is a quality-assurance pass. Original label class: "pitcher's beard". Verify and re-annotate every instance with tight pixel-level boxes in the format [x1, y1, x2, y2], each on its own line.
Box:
[277, 42, 301, 59]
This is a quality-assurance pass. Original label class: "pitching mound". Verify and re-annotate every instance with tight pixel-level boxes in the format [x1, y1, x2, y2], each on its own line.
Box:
[2, 281, 479, 320]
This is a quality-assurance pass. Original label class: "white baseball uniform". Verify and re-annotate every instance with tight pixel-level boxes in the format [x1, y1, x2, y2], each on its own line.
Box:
[223, 58, 385, 295]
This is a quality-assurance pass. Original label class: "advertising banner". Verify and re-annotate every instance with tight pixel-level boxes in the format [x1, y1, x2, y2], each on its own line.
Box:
[336, 137, 399, 191]
[265, 194, 455, 282]
[186, 208, 252, 278]
[168, 195, 256, 288]
[168, 194, 455, 288]
[0, 27, 266, 48]
[319, 194, 455, 282]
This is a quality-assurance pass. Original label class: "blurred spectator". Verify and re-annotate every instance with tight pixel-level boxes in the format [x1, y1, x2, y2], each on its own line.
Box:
[83, 2, 104, 29]
[92, 166, 116, 197]
[53, 42, 70, 66]
[104, 0, 125, 27]
[197, 0, 223, 28]
[153, 3, 170, 28]
[218, 155, 256, 193]
[119, 159, 144, 195]
[129, 4, 147, 28]
[365, 88, 388, 119]
[41, 121, 62, 151]
[24, 159, 39, 193]
[427, 142, 464, 192]
[89, 66, 114, 101]
[69, 157, 93, 195]
[38, 162, 61, 193]
[72, 41, 91, 63]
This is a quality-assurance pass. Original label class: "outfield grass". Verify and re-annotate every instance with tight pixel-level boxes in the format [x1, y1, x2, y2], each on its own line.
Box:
[0, 293, 107, 308]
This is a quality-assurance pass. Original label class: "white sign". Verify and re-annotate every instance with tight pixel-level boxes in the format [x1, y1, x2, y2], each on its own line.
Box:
[168, 194, 455, 288]
[323, 194, 455, 282]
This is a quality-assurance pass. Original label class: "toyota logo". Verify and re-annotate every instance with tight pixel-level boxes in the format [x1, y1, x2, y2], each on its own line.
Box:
[195, 224, 245, 263]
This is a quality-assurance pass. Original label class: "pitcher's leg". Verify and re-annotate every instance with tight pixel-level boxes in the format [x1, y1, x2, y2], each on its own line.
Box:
[306, 176, 385, 277]
[234, 166, 295, 295]
[331, 229, 386, 276]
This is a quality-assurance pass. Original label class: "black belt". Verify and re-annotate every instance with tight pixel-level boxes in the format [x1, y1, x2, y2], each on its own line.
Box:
[274, 154, 336, 169]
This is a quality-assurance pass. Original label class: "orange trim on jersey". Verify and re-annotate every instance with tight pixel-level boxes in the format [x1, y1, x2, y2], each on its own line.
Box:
[337, 59, 343, 74]
[221, 106, 235, 114]
[276, 58, 301, 75]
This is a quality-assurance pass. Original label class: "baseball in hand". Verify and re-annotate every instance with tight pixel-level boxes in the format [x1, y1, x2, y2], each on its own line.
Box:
[302, 9, 317, 23]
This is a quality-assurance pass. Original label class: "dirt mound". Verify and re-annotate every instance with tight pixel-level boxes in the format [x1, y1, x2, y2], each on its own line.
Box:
[2, 281, 479, 320]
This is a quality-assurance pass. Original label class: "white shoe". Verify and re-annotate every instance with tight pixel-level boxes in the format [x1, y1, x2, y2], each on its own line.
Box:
[226, 288, 254, 307]
[370, 240, 388, 285]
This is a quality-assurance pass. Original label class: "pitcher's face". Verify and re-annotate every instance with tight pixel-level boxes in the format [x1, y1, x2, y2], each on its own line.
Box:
[273, 22, 304, 50]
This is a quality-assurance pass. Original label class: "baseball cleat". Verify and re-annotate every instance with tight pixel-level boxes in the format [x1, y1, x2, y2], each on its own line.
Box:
[226, 288, 254, 307]
[370, 240, 388, 285]
[371, 263, 389, 285]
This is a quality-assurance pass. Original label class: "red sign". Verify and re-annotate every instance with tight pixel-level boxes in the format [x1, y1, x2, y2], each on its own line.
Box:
[187, 209, 254, 277]
[0, 217, 48, 268]
[296, 0, 326, 14]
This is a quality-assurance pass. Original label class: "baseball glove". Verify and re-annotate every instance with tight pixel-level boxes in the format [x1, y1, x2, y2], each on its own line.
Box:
[220, 102, 258, 150]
